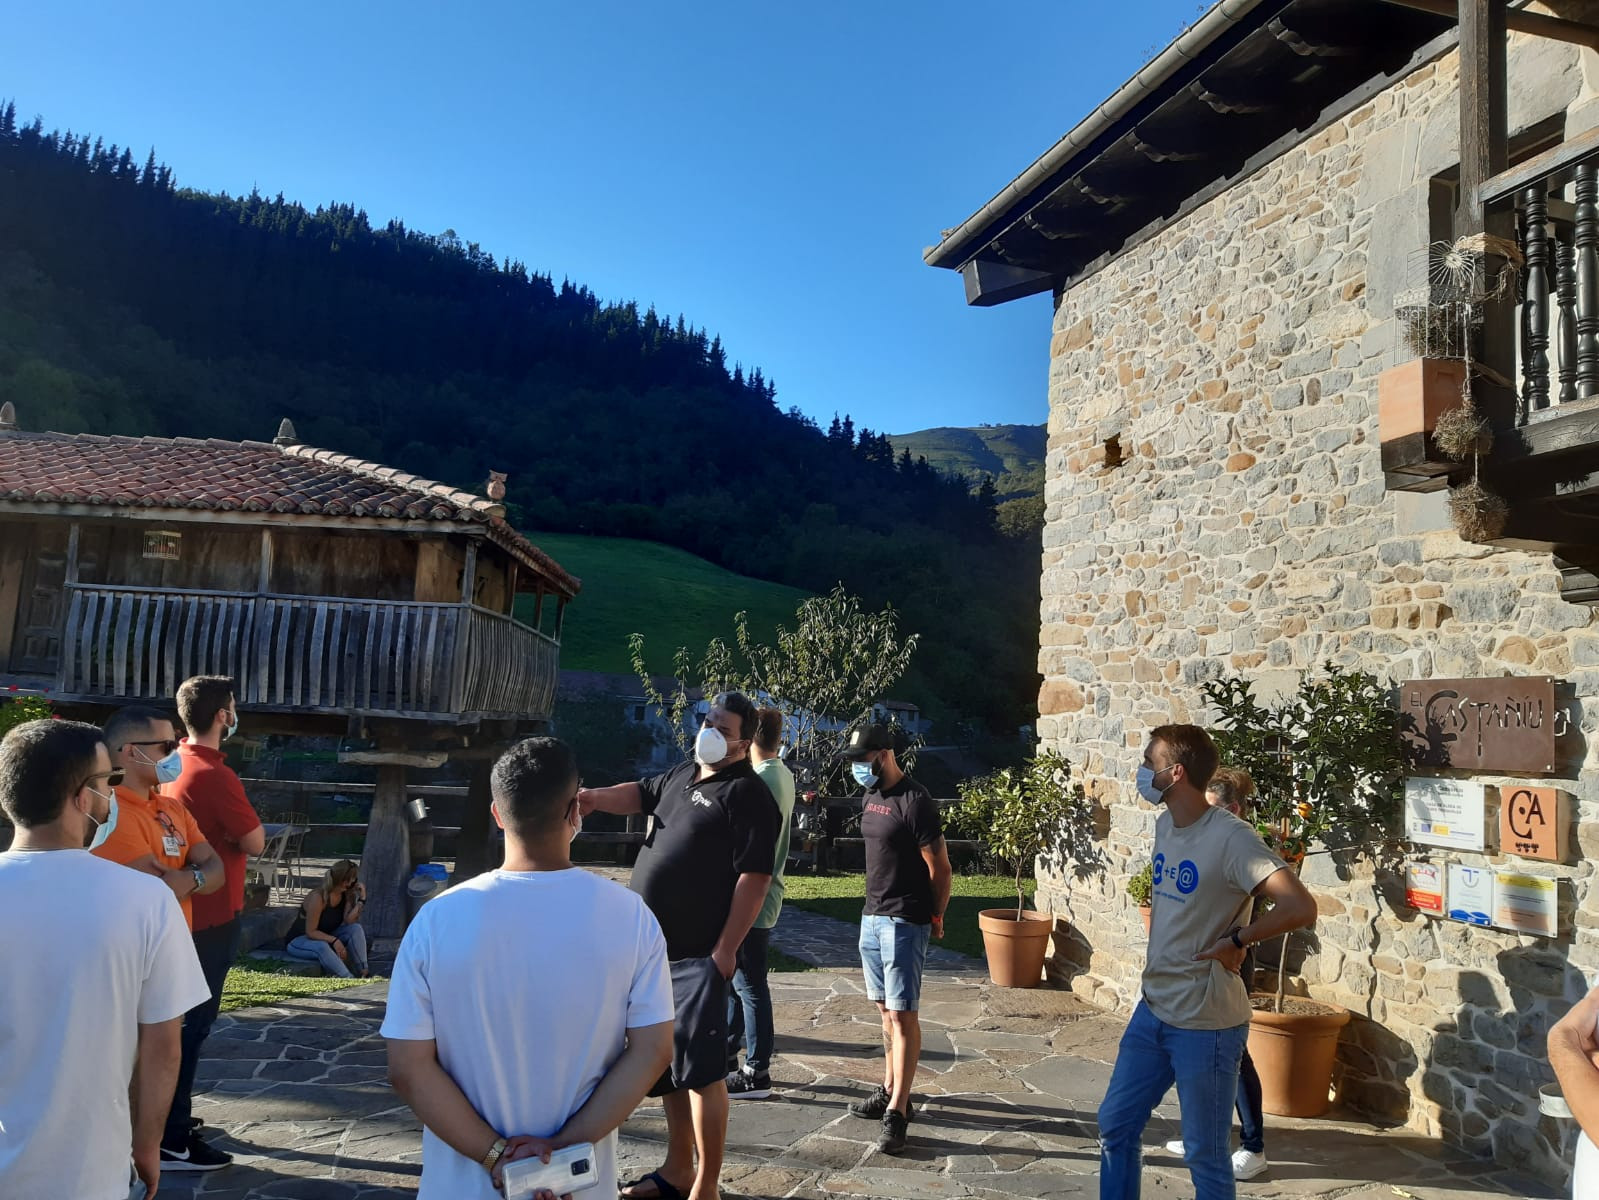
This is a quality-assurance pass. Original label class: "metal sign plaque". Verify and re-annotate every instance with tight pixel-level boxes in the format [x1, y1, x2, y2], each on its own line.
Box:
[1399, 677, 1556, 773]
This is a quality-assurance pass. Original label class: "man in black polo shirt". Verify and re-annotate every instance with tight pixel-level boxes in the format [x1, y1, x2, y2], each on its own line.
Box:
[842, 721, 952, 1155]
[579, 692, 779, 1200]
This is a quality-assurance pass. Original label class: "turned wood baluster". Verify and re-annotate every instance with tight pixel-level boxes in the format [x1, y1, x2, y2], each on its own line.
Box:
[1520, 184, 1551, 412]
[1576, 163, 1599, 398]
[1558, 238, 1578, 406]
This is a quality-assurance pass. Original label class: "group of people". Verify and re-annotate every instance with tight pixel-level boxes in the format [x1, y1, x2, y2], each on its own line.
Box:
[378, 693, 952, 1200]
[10, 685, 1599, 1200]
[0, 674, 371, 1199]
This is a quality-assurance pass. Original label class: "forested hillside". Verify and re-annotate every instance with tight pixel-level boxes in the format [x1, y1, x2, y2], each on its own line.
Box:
[0, 103, 1040, 729]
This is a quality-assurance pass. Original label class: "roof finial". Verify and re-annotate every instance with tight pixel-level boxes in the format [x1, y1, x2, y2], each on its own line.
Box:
[0, 401, 15, 432]
[484, 470, 507, 502]
[273, 418, 298, 447]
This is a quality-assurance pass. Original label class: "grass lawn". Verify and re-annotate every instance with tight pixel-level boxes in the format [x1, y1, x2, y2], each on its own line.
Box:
[220, 956, 377, 1013]
[518, 532, 810, 674]
[783, 873, 1037, 961]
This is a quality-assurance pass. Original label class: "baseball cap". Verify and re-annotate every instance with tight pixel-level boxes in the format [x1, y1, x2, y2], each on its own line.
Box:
[841, 722, 896, 760]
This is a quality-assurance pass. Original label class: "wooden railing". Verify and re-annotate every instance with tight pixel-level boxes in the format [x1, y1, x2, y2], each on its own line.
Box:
[1502, 146, 1599, 419]
[57, 587, 558, 720]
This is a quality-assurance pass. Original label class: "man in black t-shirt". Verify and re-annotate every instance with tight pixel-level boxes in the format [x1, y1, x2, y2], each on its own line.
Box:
[579, 692, 779, 1200]
[842, 722, 952, 1156]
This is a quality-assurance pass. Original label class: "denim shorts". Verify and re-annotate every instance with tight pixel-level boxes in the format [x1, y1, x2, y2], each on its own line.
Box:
[858, 914, 932, 1012]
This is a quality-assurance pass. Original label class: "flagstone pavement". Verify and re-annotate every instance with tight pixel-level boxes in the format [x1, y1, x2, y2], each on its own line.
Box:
[161, 901, 1564, 1200]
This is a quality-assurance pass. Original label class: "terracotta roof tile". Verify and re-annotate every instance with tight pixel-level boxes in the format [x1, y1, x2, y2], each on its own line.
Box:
[0, 430, 579, 595]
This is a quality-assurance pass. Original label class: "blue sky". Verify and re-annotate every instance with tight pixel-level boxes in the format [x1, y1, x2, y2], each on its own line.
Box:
[2, 1, 1204, 435]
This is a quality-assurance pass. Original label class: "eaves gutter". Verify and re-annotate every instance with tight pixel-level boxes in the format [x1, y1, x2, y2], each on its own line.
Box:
[922, 0, 1274, 271]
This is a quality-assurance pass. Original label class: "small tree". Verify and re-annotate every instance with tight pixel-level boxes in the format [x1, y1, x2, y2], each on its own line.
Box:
[951, 751, 1093, 920]
[630, 585, 920, 792]
[1201, 662, 1406, 1011]
[1126, 861, 1154, 907]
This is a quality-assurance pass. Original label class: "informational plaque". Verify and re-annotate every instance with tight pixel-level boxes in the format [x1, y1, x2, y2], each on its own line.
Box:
[1404, 861, 1444, 914]
[1405, 778, 1489, 852]
[1498, 786, 1569, 863]
[1446, 864, 1494, 927]
[1399, 677, 1556, 773]
[1494, 872, 1558, 938]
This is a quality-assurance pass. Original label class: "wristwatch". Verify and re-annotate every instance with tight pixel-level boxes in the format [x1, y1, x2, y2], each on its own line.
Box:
[1229, 928, 1247, 950]
[190, 867, 206, 893]
[482, 1136, 508, 1172]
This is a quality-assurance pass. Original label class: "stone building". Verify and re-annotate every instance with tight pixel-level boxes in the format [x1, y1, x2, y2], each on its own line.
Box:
[926, 0, 1599, 1187]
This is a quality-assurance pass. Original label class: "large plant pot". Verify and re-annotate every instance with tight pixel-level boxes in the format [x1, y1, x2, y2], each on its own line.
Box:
[1247, 995, 1351, 1117]
[977, 908, 1054, 987]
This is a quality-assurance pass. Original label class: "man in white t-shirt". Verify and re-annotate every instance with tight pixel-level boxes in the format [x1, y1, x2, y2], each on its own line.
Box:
[0, 718, 209, 1200]
[1097, 724, 1317, 1200]
[384, 737, 674, 1199]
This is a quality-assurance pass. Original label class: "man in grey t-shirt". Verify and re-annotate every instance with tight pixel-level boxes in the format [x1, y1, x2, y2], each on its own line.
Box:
[1097, 724, 1316, 1200]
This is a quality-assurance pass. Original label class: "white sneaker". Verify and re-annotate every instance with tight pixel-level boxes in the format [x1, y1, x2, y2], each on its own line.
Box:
[1164, 1139, 1185, 1155]
[1232, 1149, 1268, 1180]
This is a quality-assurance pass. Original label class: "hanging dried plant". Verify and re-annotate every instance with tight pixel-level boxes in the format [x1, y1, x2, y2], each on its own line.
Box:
[1448, 479, 1508, 542]
[1433, 385, 1494, 459]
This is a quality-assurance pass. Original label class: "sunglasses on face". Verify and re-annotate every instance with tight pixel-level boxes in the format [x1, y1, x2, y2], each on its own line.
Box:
[78, 768, 125, 793]
[124, 740, 180, 756]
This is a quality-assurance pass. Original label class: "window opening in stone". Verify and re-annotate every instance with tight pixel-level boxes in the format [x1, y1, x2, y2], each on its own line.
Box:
[1104, 435, 1123, 470]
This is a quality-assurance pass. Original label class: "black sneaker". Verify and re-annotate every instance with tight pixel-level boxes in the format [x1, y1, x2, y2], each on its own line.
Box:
[725, 1067, 772, 1100]
[159, 1136, 233, 1172]
[188, 1116, 203, 1134]
[876, 1110, 909, 1155]
[846, 1085, 915, 1121]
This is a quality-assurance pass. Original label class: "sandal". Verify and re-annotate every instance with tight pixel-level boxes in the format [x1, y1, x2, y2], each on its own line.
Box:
[618, 1170, 686, 1200]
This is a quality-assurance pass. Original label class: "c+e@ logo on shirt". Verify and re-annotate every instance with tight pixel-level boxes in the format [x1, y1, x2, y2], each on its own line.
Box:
[1151, 853, 1201, 896]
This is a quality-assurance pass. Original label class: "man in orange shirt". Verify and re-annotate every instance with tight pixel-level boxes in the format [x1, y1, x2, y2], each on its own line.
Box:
[166, 677, 265, 1173]
[94, 704, 229, 1173]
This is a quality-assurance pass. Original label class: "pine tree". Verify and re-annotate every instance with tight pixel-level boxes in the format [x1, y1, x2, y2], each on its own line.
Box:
[0, 101, 16, 138]
[142, 147, 159, 187]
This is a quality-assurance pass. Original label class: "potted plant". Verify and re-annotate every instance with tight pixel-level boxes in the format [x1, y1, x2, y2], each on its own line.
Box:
[1127, 862, 1153, 935]
[1202, 663, 1405, 1117]
[951, 751, 1092, 987]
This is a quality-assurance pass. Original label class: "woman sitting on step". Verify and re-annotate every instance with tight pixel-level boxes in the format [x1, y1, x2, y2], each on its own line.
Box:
[285, 859, 369, 978]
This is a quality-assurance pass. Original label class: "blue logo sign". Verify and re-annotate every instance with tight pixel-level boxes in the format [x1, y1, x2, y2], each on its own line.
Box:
[1152, 853, 1165, 886]
[1175, 860, 1199, 894]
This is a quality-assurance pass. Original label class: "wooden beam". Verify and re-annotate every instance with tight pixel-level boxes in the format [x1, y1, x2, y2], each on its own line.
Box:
[459, 540, 478, 605]
[64, 522, 80, 588]
[362, 762, 410, 938]
[257, 528, 273, 594]
[1480, 123, 1599, 208]
[961, 258, 1054, 307]
[1458, 0, 1508, 234]
[1377, 0, 1599, 51]
[337, 749, 448, 768]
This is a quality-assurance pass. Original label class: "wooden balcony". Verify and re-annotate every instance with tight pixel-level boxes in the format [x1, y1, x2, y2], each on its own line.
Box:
[55, 586, 558, 721]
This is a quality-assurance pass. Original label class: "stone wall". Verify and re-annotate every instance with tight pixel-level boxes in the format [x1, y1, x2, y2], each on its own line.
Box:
[1032, 27, 1599, 1188]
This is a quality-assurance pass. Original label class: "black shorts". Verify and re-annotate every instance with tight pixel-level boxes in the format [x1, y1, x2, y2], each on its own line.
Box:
[648, 955, 730, 1097]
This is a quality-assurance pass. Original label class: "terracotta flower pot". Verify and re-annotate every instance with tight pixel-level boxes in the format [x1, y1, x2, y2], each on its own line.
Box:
[977, 908, 1054, 988]
[1247, 995, 1351, 1117]
[1138, 905, 1151, 935]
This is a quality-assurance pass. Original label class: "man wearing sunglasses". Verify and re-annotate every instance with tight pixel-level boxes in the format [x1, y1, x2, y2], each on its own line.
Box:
[0, 718, 209, 1200]
[92, 705, 229, 1174]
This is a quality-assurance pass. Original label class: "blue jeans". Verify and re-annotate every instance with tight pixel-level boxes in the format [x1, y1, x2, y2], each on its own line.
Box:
[1237, 1046, 1264, 1154]
[286, 923, 367, 978]
[858, 914, 931, 1011]
[1098, 1000, 1249, 1200]
[727, 925, 774, 1074]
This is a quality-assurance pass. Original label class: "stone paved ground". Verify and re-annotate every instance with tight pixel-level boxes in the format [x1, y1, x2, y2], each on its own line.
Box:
[160, 900, 1564, 1200]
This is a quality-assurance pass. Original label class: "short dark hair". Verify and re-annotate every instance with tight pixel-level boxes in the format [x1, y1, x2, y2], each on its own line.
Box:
[712, 692, 758, 741]
[491, 737, 579, 839]
[1149, 724, 1219, 791]
[176, 675, 235, 737]
[753, 707, 784, 754]
[103, 705, 175, 753]
[0, 719, 107, 828]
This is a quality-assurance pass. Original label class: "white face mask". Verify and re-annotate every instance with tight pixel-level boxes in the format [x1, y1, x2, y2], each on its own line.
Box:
[694, 725, 728, 766]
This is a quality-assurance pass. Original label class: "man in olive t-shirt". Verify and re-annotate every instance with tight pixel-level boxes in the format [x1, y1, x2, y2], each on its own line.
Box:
[1097, 724, 1316, 1200]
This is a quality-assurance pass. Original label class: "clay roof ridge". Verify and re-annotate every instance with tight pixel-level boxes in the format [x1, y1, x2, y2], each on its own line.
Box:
[277, 442, 499, 519]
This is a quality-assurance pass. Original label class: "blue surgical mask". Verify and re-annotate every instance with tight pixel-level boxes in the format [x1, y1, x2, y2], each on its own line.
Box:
[851, 761, 879, 789]
[224, 711, 239, 740]
[154, 750, 183, 785]
[1135, 765, 1172, 805]
[84, 786, 118, 851]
